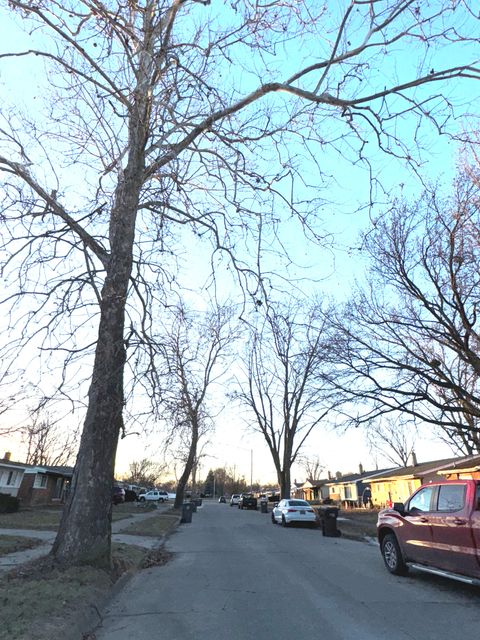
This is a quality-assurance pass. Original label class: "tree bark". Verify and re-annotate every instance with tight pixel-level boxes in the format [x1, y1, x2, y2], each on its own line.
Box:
[174, 419, 199, 509]
[51, 116, 146, 566]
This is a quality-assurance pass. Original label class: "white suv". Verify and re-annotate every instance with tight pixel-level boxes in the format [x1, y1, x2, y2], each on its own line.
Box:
[138, 490, 169, 503]
[230, 494, 240, 506]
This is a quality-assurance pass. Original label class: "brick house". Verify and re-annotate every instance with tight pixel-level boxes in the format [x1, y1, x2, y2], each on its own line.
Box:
[0, 453, 73, 506]
[17, 465, 73, 506]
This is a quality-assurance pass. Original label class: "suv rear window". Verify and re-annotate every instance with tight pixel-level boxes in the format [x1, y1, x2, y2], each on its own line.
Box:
[436, 484, 466, 512]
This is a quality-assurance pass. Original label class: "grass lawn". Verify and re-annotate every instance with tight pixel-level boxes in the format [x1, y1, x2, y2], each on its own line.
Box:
[120, 510, 181, 536]
[0, 508, 179, 640]
[336, 508, 379, 541]
[0, 501, 156, 530]
[0, 535, 44, 557]
[0, 508, 63, 530]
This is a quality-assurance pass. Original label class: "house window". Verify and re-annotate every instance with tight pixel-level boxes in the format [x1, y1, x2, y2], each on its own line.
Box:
[5, 471, 21, 486]
[34, 474, 48, 489]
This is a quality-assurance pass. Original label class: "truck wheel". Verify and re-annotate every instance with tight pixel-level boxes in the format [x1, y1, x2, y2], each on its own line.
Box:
[381, 533, 408, 576]
[139, 496, 146, 502]
[271, 513, 276, 524]
[281, 515, 289, 528]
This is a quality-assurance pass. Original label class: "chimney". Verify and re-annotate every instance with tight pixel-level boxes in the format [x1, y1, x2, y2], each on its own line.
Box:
[328, 470, 333, 480]
[335, 471, 342, 480]
[3, 452, 11, 462]
[359, 463, 364, 475]
[409, 451, 418, 467]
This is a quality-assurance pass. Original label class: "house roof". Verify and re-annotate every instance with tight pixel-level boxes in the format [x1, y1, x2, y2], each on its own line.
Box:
[368, 456, 462, 482]
[21, 463, 74, 477]
[437, 454, 480, 475]
[325, 468, 394, 486]
[301, 479, 328, 489]
[44, 465, 74, 477]
[0, 459, 29, 470]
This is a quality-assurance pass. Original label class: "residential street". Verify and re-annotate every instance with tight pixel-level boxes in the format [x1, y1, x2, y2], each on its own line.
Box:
[93, 501, 480, 640]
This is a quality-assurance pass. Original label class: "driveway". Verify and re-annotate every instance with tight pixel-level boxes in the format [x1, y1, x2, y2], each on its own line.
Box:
[92, 501, 480, 640]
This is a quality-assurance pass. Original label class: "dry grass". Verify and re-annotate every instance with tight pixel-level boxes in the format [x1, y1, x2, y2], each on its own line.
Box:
[120, 509, 181, 536]
[0, 507, 63, 530]
[0, 511, 180, 640]
[0, 501, 155, 531]
[0, 535, 43, 556]
[0, 536, 43, 556]
[336, 508, 379, 541]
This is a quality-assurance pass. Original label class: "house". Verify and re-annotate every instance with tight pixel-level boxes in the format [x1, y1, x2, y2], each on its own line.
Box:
[0, 452, 73, 506]
[290, 480, 305, 499]
[17, 464, 74, 506]
[301, 479, 330, 503]
[368, 454, 463, 507]
[0, 452, 28, 497]
[325, 464, 394, 508]
[437, 453, 480, 480]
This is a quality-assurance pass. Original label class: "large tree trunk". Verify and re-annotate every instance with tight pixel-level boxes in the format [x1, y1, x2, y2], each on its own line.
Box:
[174, 421, 199, 510]
[51, 116, 147, 567]
[278, 467, 291, 500]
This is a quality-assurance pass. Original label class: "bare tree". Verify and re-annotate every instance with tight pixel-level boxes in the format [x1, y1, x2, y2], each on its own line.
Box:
[329, 172, 480, 453]
[22, 412, 78, 467]
[159, 304, 237, 509]
[299, 455, 325, 483]
[234, 301, 340, 498]
[366, 418, 417, 467]
[123, 459, 166, 487]
[0, 1, 478, 567]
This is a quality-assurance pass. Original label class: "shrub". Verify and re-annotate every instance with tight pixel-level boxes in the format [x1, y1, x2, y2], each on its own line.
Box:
[0, 492, 20, 513]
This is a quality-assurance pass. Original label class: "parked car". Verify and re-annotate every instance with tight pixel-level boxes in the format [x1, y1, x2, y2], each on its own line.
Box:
[230, 494, 240, 506]
[124, 488, 137, 502]
[112, 486, 125, 505]
[138, 490, 169, 503]
[271, 498, 318, 527]
[218, 496, 226, 503]
[238, 493, 257, 510]
[377, 479, 480, 585]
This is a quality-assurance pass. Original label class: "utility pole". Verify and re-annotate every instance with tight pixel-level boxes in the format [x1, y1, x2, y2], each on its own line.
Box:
[250, 449, 253, 492]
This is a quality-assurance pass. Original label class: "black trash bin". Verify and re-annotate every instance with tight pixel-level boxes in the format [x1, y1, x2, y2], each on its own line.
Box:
[260, 500, 268, 513]
[319, 506, 341, 537]
[194, 498, 203, 508]
[181, 502, 193, 524]
[191, 501, 197, 513]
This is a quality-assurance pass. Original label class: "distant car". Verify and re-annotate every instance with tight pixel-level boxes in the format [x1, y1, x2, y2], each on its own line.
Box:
[271, 499, 318, 527]
[112, 486, 125, 505]
[138, 490, 169, 503]
[230, 494, 240, 506]
[218, 496, 226, 503]
[238, 493, 257, 510]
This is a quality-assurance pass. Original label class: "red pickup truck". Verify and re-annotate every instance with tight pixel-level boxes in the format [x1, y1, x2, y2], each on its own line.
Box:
[377, 479, 480, 585]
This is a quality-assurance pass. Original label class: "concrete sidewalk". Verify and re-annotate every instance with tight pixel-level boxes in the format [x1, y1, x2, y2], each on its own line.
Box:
[0, 507, 169, 574]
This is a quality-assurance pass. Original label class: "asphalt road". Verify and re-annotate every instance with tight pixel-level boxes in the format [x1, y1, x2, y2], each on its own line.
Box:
[93, 501, 480, 640]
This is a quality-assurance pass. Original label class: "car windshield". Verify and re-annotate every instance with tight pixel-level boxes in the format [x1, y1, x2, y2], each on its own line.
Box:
[288, 500, 309, 507]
